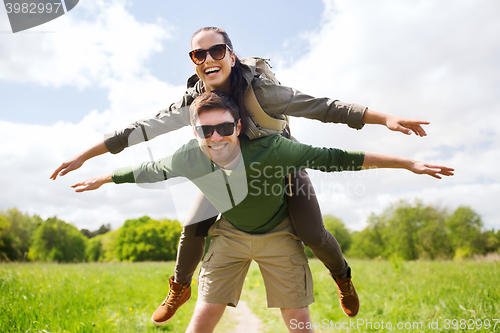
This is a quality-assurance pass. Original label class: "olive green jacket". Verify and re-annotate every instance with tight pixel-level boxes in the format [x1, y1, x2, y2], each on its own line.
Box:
[103, 57, 367, 154]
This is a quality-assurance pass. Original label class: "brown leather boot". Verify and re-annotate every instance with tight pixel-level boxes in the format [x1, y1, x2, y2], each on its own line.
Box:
[151, 276, 191, 326]
[332, 270, 359, 317]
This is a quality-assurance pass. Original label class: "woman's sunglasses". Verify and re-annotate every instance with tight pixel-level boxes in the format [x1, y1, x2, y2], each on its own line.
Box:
[194, 121, 239, 139]
[189, 44, 232, 65]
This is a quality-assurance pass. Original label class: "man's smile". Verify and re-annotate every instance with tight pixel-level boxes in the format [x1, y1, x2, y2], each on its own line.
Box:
[209, 143, 227, 151]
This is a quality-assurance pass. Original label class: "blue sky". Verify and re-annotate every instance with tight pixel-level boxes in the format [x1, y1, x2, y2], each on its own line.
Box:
[1, 0, 499, 232]
[1, 0, 324, 125]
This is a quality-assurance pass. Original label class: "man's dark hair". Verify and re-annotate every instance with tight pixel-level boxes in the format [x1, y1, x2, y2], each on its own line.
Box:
[190, 91, 240, 125]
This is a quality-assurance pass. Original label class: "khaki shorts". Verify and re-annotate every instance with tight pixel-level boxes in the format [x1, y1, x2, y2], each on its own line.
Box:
[197, 217, 314, 308]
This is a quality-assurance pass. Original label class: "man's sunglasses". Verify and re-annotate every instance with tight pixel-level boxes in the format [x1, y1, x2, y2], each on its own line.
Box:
[189, 44, 232, 65]
[194, 121, 239, 139]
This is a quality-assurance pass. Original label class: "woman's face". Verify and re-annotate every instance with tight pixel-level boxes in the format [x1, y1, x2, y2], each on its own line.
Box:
[191, 30, 235, 93]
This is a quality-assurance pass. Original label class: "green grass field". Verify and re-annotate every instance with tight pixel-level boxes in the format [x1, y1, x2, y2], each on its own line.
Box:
[1, 259, 499, 332]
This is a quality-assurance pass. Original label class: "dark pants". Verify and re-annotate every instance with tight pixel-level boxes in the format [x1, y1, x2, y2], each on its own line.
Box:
[174, 170, 349, 284]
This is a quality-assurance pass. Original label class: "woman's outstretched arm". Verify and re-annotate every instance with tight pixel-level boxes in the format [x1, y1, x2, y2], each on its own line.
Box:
[50, 141, 109, 180]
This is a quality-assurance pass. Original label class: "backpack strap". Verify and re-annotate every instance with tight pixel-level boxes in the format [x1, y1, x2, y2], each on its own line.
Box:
[243, 84, 287, 131]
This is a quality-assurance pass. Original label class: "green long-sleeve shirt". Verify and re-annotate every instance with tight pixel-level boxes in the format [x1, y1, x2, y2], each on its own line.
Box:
[112, 135, 364, 234]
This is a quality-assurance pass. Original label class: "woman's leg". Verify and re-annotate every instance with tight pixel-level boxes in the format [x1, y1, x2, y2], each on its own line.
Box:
[286, 170, 349, 278]
[152, 191, 219, 326]
[286, 170, 359, 317]
[175, 191, 219, 284]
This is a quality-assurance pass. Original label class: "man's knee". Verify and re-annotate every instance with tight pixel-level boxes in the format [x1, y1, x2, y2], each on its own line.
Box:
[186, 302, 226, 333]
[281, 307, 313, 332]
[282, 307, 311, 320]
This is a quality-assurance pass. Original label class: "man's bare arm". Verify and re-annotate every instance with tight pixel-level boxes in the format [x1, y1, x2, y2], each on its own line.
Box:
[71, 173, 113, 192]
[362, 152, 454, 179]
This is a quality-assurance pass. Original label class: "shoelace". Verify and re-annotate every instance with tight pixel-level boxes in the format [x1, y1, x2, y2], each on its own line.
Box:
[162, 288, 184, 308]
[337, 280, 355, 298]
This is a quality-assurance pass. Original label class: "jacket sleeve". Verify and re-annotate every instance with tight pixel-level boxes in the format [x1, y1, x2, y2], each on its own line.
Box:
[103, 90, 197, 154]
[252, 75, 367, 130]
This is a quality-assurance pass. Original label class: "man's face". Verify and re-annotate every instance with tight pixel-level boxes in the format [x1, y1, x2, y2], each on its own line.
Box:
[193, 108, 241, 167]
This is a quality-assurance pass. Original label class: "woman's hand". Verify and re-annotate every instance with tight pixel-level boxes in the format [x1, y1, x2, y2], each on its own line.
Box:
[362, 109, 429, 137]
[50, 141, 109, 180]
[50, 155, 85, 180]
[385, 116, 430, 137]
[71, 173, 113, 192]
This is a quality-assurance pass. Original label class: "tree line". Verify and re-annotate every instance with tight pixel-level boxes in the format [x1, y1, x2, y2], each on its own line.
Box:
[0, 209, 181, 263]
[1, 200, 499, 263]
[331, 200, 500, 261]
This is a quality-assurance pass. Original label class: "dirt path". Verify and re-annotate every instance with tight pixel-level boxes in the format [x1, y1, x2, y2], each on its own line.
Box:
[222, 300, 262, 333]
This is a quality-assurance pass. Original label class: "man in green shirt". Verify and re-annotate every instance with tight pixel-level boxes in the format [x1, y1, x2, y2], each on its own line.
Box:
[72, 91, 453, 333]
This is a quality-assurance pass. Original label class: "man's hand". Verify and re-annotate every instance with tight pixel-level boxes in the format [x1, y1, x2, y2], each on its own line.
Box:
[362, 152, 454, 179]
[386, 116, 430, 137]
[409, 162, 454, 179]
[71, 173, 113, 192]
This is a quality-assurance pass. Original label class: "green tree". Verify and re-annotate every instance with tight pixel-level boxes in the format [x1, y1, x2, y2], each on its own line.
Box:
[348, 200, 452, 260]
[446, 206, 486, 259]
[81, 224, 112, 238]
[100, 229, 120, 261]
[0, 208, 42, 261]
[85, 235, 103, 262]
[383, 201, 421, 260]
[348, 213, 388, 259]
[86, 229, 121, 262]
[115, 216, 182, 262]
[0, 216, 16, 261]
[482, 229, 500, 254]
[28, 217, 88, 262]
[413, 204, 452, 260]
[323, 215, 352, 252]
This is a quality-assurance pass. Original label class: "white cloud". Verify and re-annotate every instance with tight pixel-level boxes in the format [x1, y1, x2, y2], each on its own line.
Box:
[273, 0, 500, 230]
[0, 0, 172, 89]
[0, 0, 190, 230]
[1, 0, 499, 233]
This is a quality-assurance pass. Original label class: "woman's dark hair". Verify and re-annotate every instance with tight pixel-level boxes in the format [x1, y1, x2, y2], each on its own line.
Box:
[190, 91, 240, 127]
[192, 27, 250, 134]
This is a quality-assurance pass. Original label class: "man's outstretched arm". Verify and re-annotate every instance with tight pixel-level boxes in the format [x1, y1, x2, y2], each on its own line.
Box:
[362, 152, 454, 179]
[71, 172, 113, 192]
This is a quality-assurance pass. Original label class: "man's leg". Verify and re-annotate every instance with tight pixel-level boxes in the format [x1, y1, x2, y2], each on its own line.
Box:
[253, 218, 315, 332]
[185, 302, 226, 333]
[281, 307, 314, 333]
